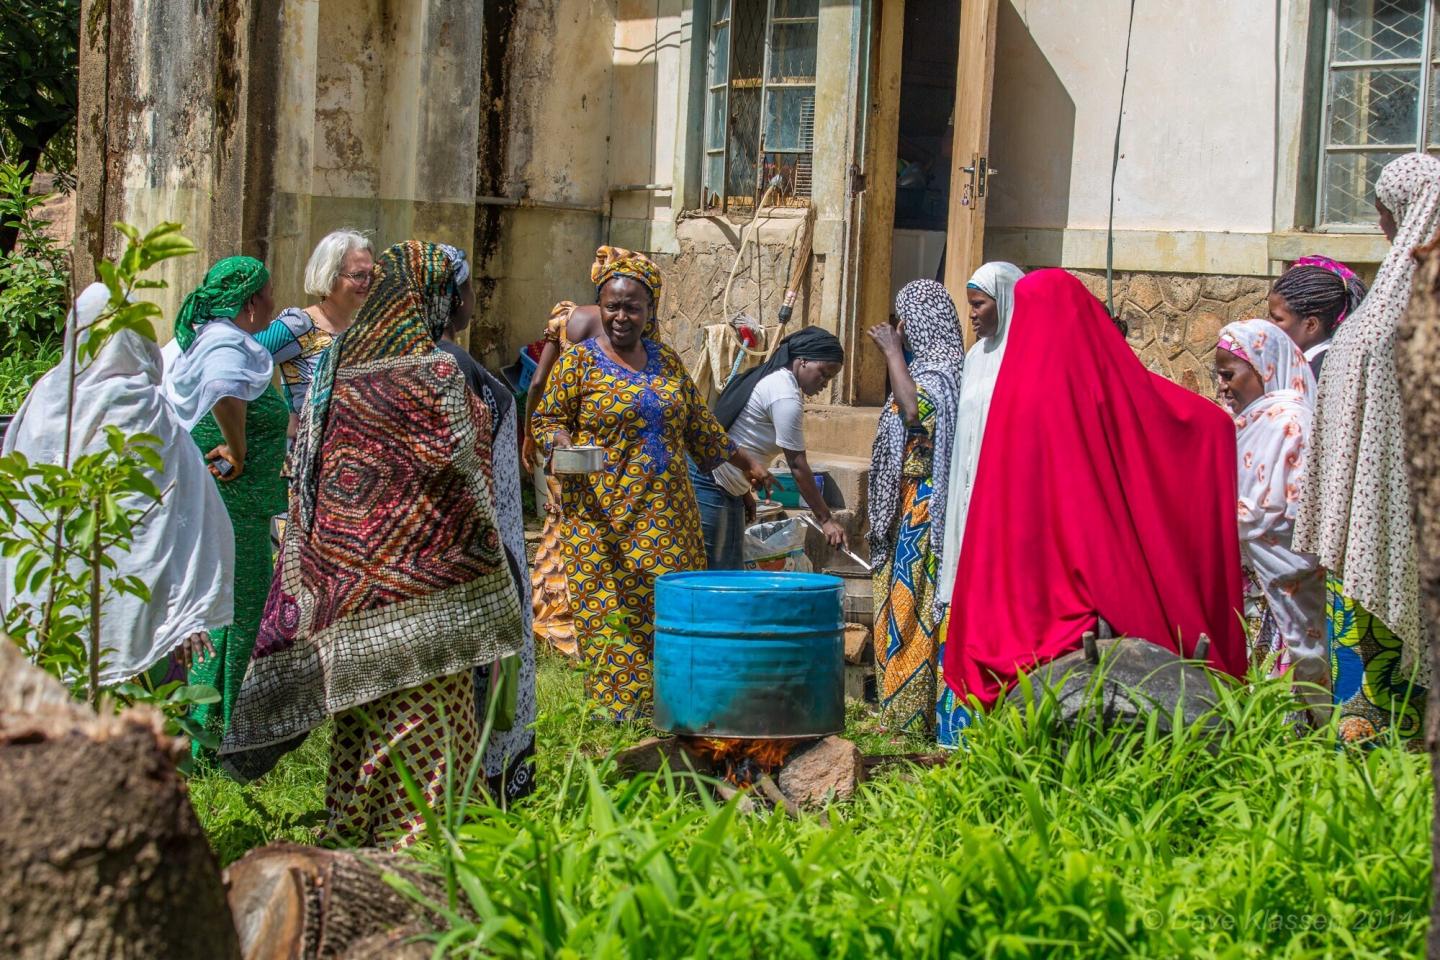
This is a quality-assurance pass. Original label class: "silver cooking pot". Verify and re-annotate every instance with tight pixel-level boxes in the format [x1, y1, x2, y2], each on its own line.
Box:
[552, 445, 607, 474]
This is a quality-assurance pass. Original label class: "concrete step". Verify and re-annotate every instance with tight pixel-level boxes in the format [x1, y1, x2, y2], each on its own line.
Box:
[803, 404, 884, 460]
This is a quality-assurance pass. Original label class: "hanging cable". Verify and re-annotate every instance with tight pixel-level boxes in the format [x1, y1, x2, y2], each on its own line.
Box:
[1106, 0, 1138, 315]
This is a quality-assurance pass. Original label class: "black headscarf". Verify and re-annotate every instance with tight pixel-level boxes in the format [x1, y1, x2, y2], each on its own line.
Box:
[712, 326, 844, 428]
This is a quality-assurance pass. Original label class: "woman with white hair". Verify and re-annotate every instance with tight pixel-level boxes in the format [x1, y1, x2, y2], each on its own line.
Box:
[254, 229, 375, 423]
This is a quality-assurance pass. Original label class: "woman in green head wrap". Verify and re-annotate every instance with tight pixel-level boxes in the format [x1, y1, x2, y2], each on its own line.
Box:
[161, 255, 289, 763]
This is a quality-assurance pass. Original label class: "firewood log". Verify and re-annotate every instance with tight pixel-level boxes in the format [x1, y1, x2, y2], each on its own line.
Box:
[0, 641, 239, 959]
[1398, 238, 1440, 960]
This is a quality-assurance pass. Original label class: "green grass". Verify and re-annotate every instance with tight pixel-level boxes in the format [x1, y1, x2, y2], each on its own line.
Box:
[192, 649, 1432, 957]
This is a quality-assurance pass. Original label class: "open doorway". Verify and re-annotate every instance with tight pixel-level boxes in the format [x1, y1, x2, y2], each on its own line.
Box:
[888, 0, 960, 312]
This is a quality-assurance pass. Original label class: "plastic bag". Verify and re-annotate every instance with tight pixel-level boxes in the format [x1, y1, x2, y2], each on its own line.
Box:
[743, 517, 812, 572]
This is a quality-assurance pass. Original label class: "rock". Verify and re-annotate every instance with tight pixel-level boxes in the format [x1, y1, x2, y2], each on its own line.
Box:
[1154, 304, 1185, 349]
[1170, 350, 1211, 398]
[1186, 310, 1225, 352]
[1006, 636, 1229, 738]
[1125, 274, 1163, 311]
[777, 735, 865, 807]
[1120, 303, 1150, 344]
[843, 624, 871, 664]
[1201, 275, 1242, 301]
[610, 736, 704, 778]
[1161, 275, 1202, 311]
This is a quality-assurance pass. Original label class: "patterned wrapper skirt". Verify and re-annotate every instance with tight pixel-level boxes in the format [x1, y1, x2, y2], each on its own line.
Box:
[1328, 574, 1427, 747]
[325, 670, 480, 849]
[530, 513, 577, 658]
[872, 474, 970, 748]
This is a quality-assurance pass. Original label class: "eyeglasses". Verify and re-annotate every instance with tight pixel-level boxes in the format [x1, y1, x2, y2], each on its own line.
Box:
[340, 270, 373, 284]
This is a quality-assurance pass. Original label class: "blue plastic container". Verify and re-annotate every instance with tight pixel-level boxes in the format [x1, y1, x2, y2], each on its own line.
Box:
[653, 571, 845, 738]
[516, 348, 539, 393]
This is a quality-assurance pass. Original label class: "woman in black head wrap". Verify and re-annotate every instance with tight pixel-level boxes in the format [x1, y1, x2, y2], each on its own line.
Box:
[693, 326, 847, 568]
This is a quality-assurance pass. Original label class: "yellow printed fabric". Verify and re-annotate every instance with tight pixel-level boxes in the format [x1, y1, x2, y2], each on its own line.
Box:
[532, 337, 735, 719]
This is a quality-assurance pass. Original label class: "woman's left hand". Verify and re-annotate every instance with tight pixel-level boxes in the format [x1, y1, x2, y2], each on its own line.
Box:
[867, 321, 905, 356]
[205, 445, 243, 482]
[176, 631, 215, 669]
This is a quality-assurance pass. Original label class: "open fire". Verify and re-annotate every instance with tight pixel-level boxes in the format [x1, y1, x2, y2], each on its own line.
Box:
[681, 736, 800, 787]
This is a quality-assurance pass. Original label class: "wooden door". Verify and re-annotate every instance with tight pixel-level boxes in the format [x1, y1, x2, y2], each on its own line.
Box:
[943, 0, 1000, 349]
[847, 0, 906, 404]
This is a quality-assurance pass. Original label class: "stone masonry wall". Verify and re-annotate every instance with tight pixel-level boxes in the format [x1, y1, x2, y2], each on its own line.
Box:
[650, 234, 824, 376]
[1070, 269, 1272, 398]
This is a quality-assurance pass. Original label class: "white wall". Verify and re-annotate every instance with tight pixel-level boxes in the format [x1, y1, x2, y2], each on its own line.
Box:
[989, 0, 1278, 235]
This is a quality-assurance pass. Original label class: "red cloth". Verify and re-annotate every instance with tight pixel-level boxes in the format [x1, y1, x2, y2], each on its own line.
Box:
[943, 269, 1246, 707]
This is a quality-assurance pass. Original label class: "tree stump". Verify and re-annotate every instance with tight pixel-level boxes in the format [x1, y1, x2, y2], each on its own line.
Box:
[224, 844, 443, 960]
[1398, 238, 1440, 960]
[0, 641, 240, 959]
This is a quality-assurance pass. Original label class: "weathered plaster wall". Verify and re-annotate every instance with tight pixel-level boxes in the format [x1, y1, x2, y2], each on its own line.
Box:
[476, 0, 859, 380]
[472, 0, 616, 363]
[77, 0, 484, 339]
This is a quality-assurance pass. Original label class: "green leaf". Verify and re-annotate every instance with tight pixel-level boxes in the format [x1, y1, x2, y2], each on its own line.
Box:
[169, 684, 221, 706]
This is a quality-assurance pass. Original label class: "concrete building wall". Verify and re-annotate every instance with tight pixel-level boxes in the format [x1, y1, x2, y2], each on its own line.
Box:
[477, 0, 861, 394]
[981, 0, 1382, 398]
[77, 0, 485, 342]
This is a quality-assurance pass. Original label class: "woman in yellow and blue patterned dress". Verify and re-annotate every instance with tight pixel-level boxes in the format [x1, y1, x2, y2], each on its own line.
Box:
[866, 281, 969, 747]
[532, 255, 773, 719]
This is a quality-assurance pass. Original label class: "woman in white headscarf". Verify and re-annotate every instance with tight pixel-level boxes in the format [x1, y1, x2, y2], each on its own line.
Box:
[1, 283, 235, 682]
[937, 261, 1024, 602]
[1214, 318, 1326, 718]
[1294, 152, 1440, 745]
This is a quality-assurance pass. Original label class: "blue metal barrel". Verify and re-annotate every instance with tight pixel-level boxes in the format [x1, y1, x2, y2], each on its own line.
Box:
[653, 571, 845, 738]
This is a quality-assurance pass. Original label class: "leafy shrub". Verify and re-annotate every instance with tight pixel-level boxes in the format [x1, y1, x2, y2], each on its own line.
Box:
[388, 667, 1429, 958]
[0, 161, 68, 346]
[0, 337, 58, 413]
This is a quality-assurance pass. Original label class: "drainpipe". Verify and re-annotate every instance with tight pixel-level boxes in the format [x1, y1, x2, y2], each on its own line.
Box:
[474, 195, 604, 214]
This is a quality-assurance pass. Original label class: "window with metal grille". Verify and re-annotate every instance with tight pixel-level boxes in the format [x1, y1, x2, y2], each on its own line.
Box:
[1317, 0, 1439, 229]
[702, 0, 818, 217]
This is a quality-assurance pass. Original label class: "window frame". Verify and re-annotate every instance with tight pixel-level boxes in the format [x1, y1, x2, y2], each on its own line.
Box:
[1315, 0, 1438, 231]
[701, 0, 818, 215]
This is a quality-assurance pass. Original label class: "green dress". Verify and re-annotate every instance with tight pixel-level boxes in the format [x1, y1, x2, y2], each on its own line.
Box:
[188, 385, 290, 760]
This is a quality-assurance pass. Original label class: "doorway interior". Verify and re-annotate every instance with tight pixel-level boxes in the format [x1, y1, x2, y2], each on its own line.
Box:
[888, 0, 959, 314]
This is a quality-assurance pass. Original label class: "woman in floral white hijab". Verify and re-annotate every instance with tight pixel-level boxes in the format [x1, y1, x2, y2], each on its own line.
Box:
[1215, 318, 1325, 719]
[1295, 153, 1440, 743]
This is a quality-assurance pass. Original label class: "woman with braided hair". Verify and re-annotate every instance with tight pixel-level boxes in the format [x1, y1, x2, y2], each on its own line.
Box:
[1268, 255, 1367, 378]
[161, 255, 289, 759]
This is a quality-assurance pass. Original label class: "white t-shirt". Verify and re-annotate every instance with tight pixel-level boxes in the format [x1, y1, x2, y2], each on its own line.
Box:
[711, 369, 806, 495]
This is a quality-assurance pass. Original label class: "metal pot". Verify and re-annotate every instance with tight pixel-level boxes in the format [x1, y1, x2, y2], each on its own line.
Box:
[824, 565, 873, 626]
[653, 571, 845, 739]
[551, 445, 606, 474]
[754, 499, 784, 523]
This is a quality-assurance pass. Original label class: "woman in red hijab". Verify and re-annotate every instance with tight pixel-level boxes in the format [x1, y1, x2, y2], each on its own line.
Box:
[943, 269, 1247, 709]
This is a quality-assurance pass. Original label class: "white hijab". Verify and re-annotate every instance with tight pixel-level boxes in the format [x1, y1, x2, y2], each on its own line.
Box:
[1294, 153, 1440, 669]
[937, 261, 1025, 600]
[161, 317, 273, 431]
[2, 283, 235, 682]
